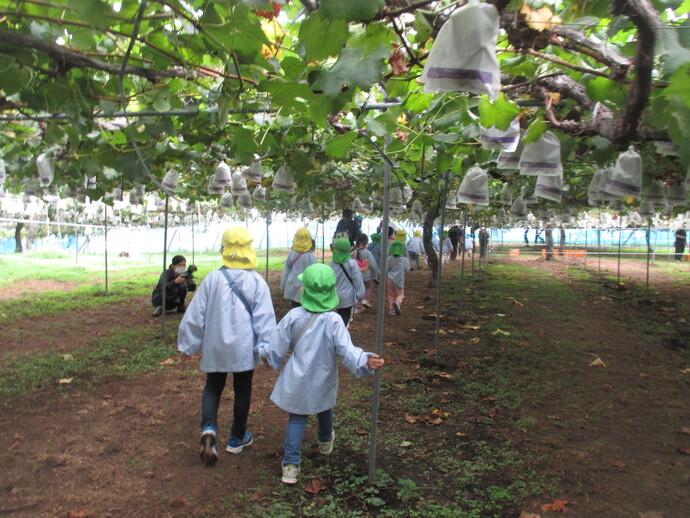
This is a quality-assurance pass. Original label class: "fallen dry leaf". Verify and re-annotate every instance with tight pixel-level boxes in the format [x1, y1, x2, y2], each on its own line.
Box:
[677, 427, 690, 435]
[487, 408, 497, 418]
[389, 47, 409, 75]
[519, 512, 541, 518]
[437, 372, 453, 379]
[678, 447, 690, 455]
[512, 299, 525, 307]
[354, 429, 368, 435]
[415, 305, 425, 309]
[456, 432, 467, 437]
[463, 325, 480, 330]
[541, 498, 569, 512]
[589, 357, 607, 368]
[492, 329, 511, 336]
[67, 510, 90, 518]
[638, 512, 665, 518]
[424, 349, 437, 356]
[495, 313, 507, 317]
[681, 368, 690, 374]
[431, 409, 450, 417]
[304, 479, 327, 495]
[405, 414, 419, 424]
[431, 417, 443, 425]
[159, 357, 175, 366]
[611, 459, 627, 468]
[58, 377, 74, 384]
[470, 337, 481, 344]
[400, 440, 413, 447]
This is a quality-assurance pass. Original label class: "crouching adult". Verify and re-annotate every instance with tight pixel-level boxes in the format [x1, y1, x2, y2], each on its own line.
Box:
[151, 255, 195, 316]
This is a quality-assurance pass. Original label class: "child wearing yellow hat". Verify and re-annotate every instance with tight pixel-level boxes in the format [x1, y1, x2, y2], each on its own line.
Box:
[178, 227, 277, 467]
[259, 263, 384, 485]
[281, 227, 317, 308]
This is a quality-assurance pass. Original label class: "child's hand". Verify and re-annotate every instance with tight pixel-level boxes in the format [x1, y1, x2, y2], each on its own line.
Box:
[367, 354, 385, 370]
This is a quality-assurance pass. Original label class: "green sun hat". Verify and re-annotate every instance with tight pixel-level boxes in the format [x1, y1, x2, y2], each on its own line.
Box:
[298, 263, 339, 313]
[390, 240, 405, 257]
[370, 233, 381, 244]
[332, 238, 351, 264]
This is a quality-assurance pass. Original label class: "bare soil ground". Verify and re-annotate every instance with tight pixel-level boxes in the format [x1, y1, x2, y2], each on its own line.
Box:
[1, 256, 688, 517]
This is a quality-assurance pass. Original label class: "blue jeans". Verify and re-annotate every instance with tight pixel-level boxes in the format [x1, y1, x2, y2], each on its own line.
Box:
[283, 409, 333, 466]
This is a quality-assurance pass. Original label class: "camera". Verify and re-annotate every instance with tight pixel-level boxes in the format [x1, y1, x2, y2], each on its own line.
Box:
[181, 264, 198, 292]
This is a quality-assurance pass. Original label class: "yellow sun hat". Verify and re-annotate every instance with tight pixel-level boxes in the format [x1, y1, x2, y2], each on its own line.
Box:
[395, 229, 407, 241]
[413, 230, 422, 237]
[221, 227, 258, 269]
[292, 227, 312, 252]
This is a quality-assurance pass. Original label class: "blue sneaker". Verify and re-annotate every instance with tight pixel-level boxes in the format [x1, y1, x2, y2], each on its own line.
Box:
[199, 426, 218, 466]
[226, 431, 253, 454]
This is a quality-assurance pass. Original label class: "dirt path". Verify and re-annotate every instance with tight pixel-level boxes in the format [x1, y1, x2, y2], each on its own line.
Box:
[0, 259, 688, 517]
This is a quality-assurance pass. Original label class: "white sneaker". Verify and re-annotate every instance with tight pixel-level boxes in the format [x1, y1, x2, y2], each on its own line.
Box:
[362, 299, 371, 308]
[152, 306, 162, 317]
[318, 431, 335, 455]
[354, 308, 364, 314]
[281, 464, 301, 484]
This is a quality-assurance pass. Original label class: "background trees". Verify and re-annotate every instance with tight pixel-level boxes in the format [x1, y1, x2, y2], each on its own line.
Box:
[0, 0, 688, 220]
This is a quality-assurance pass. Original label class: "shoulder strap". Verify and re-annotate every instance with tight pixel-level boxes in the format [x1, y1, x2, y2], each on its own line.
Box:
[290, 312, 320, 352]
[220, 267, 252, 316]
[339, 262, 354, 286]
[291, 251, 305, 267]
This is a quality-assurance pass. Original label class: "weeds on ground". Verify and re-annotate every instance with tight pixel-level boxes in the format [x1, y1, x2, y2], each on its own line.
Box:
[0, 326, 173, 402]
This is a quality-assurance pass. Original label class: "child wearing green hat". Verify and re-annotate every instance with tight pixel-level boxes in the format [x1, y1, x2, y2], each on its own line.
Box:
[329, 237, 364, 327]
[387, 240, 411, 315]
[258, 263, 385, 484]
[178, 227, 277, 467]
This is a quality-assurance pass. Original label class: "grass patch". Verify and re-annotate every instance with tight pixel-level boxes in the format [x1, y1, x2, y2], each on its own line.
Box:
[0, 326, 172, 402]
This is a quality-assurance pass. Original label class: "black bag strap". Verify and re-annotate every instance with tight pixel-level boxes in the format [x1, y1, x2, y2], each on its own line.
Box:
[289, 312, 320, 352]
[339, 262, 354, 287]
[220, 267, 252, 316]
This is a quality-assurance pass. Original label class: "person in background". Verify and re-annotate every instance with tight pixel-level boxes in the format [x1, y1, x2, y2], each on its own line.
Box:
[329, 238, 364, 327]
[333, 208, 360, 247]
[448, 225, 461, 261]
[281, 228, 317, 308]
[431, 232, 440, 254]
[464, 232, 474, 257]
[478, 227, 490, 258]
[258, 263, 384, 485]
[352, 233, 380, 313]
[387, 240, 411, 316]
[406, 230, 424, 270]
[674, 227, 687, 261]
[151, 254, 195, 316]
[178, 227, 276, 467]
[367, 233, 382, 267]
[440, 230, 453, 264]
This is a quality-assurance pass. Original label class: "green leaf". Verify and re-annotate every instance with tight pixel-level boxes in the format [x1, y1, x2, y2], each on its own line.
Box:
[325, 132, 358, 158]
[406, 92, 433, 113]
[281, 56, 307, 80]
[70, 0, 110, 28]
[523, 117, 548, 144]
[0, 65, 30, 95]
[658, 25, 690, 76]
[661, 63, 690, 107]
[314, 45, 389, 97]
[585, 76, 627, 103]
[319, 0, 385, 21]
[478, 94, 520, 130]
[299, 13, 349, 61]
[413, 12, 433, 44]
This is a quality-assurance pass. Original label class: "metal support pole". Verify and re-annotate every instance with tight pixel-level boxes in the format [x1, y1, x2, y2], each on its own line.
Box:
[161, 194, 169, 336]
[104, 204, 109, 293]
[646, 220, 651, 289]
[458, 212, 467, 320]
[265, 193, 271, 281]
[434, 173, 449, 361]
[368, 133, 392, 484]
[617, 217, 622, 283]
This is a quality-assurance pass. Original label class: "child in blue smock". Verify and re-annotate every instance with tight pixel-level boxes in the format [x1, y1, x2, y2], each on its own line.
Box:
[329, 237, 364, 327]
[178, 227, 276, 467]
[258, 263, 384, 484]
[281, 227, 317, 308]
